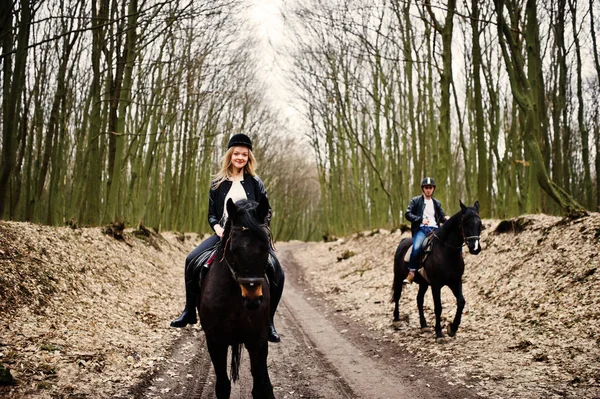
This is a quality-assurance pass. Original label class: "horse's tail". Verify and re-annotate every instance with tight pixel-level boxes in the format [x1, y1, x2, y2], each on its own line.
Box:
[390, 237, 412, 303]
[230, 343, 243, 382]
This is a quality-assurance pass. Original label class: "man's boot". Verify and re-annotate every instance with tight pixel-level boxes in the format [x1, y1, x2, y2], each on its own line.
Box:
[403, 269, 416, 284]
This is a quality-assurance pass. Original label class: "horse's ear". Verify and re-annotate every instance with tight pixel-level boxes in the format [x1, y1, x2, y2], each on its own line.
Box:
[226, 198, 237, 220]
[460, 200, 466, 212]
[256, 196, 270, 224]
[474, 200, 480, 213]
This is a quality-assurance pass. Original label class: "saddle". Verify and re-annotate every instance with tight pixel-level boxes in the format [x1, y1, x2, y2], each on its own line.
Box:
[403, 234, 435, 283]
[187, 247, 217, 291]
[191, 247, 217, 271]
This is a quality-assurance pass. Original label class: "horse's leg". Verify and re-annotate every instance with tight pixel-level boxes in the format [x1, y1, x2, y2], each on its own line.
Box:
[416, 283, 429, 328]
[246, 340, 274, 399]
[207, 339, 231, 399]
[447, 282, 466, 337]
[431, 286, 444, 338]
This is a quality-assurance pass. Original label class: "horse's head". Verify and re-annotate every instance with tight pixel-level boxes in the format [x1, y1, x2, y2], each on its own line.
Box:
[223, 196, 271, 310]
[459, 200, 483, 255]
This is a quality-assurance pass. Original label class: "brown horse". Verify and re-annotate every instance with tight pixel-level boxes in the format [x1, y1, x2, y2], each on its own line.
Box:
[391, 200, 483, 339]
[199, 197, 275, 399]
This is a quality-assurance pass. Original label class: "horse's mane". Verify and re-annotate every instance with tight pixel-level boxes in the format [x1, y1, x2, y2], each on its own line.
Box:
[435, 204, 479, 243]
[220, 199, 270, 252]
[434, 207, 464, 242]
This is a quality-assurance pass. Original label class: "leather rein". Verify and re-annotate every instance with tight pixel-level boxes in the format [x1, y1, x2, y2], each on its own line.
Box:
[433, 215, 481, 250]
[221, 223, 272, 284]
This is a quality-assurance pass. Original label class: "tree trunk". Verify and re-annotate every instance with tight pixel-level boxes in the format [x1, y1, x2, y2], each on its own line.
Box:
[424, 0, 456, 206]
[551, 0, 567, 192]
[589, 0, 600, 209]
[494, 0, 586, 216]
[568, 0, 592, 208]
[0, 0, 31, 218]
[471, 0, 489, 217]
[104, 0, 138, 224]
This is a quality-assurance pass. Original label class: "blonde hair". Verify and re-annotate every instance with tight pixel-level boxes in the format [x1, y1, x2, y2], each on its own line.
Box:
[211, 146, 257, 189]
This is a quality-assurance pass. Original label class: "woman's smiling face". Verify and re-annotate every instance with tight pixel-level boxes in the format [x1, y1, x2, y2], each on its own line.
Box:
[231, 146, 249, 171]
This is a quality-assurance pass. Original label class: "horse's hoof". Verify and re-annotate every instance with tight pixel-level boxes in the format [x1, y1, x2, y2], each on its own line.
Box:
[436, 336, 447, 344]
[392, 320, 404, 330]
[446, 324, 456, 337]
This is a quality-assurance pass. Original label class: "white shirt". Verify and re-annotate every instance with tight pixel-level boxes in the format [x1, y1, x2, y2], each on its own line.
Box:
[222, 179, 247, 224]
[422, 198, 438, 228]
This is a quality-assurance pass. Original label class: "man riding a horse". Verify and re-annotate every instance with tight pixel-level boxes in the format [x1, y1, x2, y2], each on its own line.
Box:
[404, 177, 449, 284]
[392, 192, 483, 339]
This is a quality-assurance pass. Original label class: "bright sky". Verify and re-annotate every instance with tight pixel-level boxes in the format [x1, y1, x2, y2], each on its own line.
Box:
[246, 0, 305, 139]
[248, 0, 285, 101]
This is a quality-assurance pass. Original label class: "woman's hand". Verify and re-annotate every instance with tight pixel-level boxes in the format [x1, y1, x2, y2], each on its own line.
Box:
[214, 224, 224, 238]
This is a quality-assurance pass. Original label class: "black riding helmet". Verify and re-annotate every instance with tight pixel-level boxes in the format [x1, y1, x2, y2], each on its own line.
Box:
[421, 177, 436, 188]
[228, 133, 253, 151]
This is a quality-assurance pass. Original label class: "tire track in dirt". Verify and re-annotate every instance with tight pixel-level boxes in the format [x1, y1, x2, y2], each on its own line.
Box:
[127, 327, 212, 398]
[128, 244, 476, 398]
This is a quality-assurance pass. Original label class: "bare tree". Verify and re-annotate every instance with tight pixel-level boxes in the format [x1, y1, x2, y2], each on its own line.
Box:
[493, 0, 586, 216]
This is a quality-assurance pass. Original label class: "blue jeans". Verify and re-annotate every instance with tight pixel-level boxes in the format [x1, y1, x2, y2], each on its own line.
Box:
[409, 226, 436, 271]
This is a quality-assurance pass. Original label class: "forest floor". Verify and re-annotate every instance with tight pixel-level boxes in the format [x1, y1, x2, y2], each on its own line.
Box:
[0, 213, 599, 398]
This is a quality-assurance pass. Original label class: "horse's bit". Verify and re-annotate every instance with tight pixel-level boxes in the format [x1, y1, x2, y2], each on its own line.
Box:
[222, 224, 270, 285]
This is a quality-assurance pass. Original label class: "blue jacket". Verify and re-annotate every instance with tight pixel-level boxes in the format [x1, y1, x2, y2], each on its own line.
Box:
[208, 174, 270, 231]
[405, 195, 446, 236]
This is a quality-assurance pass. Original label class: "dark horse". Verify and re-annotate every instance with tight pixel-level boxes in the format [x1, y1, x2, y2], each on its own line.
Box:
[199, 197, 275, 399]
[391, 200, 483, 339]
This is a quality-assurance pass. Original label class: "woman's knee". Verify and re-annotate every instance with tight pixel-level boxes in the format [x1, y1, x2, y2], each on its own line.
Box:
[185, 253, 196, 269]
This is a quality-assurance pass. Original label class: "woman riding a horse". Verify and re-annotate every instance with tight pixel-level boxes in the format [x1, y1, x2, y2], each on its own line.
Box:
[201, 196, 277, 398]
[170, 133, 284, 344]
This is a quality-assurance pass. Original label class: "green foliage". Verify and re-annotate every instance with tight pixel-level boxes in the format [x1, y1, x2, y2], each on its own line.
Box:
[1, 0, 598, 241]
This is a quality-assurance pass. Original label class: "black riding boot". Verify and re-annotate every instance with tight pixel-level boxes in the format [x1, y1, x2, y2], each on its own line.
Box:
[171, 258, 211, 328]
[170, 280, 198, 328]
[267, 254, 285, 342]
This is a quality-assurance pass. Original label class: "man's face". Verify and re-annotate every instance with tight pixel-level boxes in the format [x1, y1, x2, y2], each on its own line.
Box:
[422, 185, 435, 196]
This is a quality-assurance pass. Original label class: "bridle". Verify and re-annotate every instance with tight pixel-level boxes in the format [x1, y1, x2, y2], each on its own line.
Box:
[221, 223, 271, 285]
[460, 214, 481, 245]
[433, 213, 481, 250]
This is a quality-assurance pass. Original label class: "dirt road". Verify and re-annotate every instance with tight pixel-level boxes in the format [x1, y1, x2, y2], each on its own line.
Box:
[128, 244, 473, 399]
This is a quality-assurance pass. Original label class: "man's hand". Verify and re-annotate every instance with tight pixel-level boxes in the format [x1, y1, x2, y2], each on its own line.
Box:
[214, 224, 224, 238]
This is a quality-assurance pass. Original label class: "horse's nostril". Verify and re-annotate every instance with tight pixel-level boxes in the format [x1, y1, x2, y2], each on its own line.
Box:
[244, 296, 263, 310]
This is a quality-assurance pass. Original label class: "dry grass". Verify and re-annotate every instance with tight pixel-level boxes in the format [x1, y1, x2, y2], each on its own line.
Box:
[290, 213, 600, 399]
[1, 213, 599, 398]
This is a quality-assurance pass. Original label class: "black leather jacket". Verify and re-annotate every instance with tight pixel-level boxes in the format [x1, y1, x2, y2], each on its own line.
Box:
[208, 174, 271, 231]
[405, 195, 446, 236]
